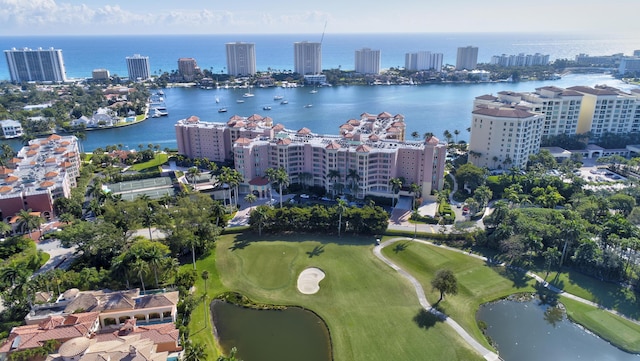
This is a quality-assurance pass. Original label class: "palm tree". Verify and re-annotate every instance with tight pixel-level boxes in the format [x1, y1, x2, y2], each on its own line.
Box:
[184, 341, 207, 361]
[131, 258, 149, 293]
[0, 265, 27, 288]
[187, 167, 201, 190]
[411, 131, 420, 140]
[0, 221, 12, 238]
[299, 172, 313, 190]
[147, 244, 165, 288]
[327, 169, 341, 196]
[443, 130, 453, 144]
[453, 129, 460, 143]
[336, 198, 348, 237]
[244, 193, 257, 210]
[252, 205, 268, 236]
[346, 169, 361, 197]
[409, 183, 422, 210]
[388, 178, 403, 207]
[17, 209, 43, 239]
[265, 167, 289, 208]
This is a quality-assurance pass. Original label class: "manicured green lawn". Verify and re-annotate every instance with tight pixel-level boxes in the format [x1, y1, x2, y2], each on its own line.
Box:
[561, 296, 640, 353]
[540, 268, 640, 320]
[382, 239, 537, 349]
[130, 153, 168, 171]
[190, 233, 483, 361]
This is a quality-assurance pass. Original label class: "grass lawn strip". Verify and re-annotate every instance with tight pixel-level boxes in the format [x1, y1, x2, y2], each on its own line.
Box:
[131, 153, 169, 171]
[561, 296, 640, 354]
[213, 233, 482, 361]
[382, 237, 640, 355]
[381, 238, 537, 350]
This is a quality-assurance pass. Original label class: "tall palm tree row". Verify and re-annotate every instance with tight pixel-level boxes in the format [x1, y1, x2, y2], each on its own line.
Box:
[388, 177, 404, 207]
[265, 167, 289, 207]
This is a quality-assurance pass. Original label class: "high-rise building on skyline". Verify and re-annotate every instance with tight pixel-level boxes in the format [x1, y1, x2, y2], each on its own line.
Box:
[294, 41, 322, 75]
[404, 51, 443, 71]
[355, 48, 381, 74]
[4, 47, 67, 83]
[175, 112, 446, 198]
[92, 69, 110, 80]
[456, 46, 479, 70]
[468, 107, 543, 170]
[474, 86, 584, 138]
[226, 42, 256, 76]
[126, 54, 151, 81]
[490, 53, 550, 67]
[177, 57, 200, 81]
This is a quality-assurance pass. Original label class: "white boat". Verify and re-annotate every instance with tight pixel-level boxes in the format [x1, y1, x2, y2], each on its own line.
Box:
[243, 92, 254, 98]
[215, 97, 220, 103]
[158, 90, 165, 96]
[218, 107, 228, 113]
[304, 104, 313, 108]
[236, 99, 245, 104]
[280, 100, 288, 105]
[153, 108, 168, 116]
[309, 89, 318, 94]
[274, 95, 284, 100]
[263, 106, 272, 111]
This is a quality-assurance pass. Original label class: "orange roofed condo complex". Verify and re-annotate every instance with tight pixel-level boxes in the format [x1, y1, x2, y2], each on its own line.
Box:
[175, 112, 447, 198]
[0, 134, 80, 221]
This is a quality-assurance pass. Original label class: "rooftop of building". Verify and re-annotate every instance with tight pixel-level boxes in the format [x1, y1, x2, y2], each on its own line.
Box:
[0, 134, 78, 199]
[472, 107, 538, 118]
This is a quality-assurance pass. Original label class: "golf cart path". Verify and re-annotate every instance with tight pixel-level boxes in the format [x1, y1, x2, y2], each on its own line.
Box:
[373, 238, 501, 361]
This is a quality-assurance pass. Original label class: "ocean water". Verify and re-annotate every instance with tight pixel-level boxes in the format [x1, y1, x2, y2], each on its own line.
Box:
[1, 33, 639, 80]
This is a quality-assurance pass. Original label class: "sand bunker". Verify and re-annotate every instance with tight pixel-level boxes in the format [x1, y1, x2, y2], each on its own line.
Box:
[297, 267, 326, 295]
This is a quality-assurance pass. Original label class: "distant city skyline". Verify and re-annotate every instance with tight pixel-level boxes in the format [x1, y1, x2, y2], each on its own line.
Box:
[1, 0, 639, 36]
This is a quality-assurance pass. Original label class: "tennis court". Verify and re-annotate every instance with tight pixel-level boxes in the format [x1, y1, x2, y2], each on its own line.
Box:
[108, 177, 173, 193]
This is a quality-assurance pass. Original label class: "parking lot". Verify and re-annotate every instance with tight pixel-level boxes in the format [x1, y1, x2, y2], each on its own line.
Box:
[573, 159, 628, 192]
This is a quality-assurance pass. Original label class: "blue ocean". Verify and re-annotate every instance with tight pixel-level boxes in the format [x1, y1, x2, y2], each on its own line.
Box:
[1, 33, 639, 80]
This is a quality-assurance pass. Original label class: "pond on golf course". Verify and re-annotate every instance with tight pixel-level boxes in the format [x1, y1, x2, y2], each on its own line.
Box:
[476, 297, 640, 361]
[211, 300, 332, 361]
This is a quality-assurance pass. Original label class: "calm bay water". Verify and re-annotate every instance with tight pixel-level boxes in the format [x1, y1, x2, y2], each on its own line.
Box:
[19, 72, 633, 152]
[476, 298, 640, 361]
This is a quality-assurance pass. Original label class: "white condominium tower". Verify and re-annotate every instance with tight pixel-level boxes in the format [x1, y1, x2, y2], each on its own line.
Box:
[226, 42, 256, 76]
[468, 107, 543, 170]
[355, 48, 381, 74]
[405, 51, 443, 71]
[456, 46, 479, 70]
[126, 54, 151, 81]
[294, 41, 322, 75]
[4, 47, 67, 83]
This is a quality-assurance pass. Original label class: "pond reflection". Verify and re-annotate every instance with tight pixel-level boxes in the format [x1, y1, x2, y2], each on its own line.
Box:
[477, 298, 640, 361]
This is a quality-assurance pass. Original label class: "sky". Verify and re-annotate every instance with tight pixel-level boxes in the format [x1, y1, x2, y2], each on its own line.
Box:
[1, 0, 639, 36]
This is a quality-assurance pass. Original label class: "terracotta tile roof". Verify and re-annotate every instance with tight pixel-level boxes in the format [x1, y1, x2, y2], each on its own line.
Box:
[45, 171, 59, 178]
[5, 175, 18, 183]
[377, 111, 392, 119]
[356, 144, 371, 153]
[134, 292, 179, 309]
[297, 127, 311, 135]
[247, 114, 263, 121]
[325, 141, 341, 150]
[248, 177, 270, 186]
[48, 134, 62, 141]
[185, 115, 200, 123]
[276, 138, 292, 145]
[235, 137, 251, 146]
[0, 312, 98, 353]
[40, 181, 55, 188]
[0, 167, 12, 175]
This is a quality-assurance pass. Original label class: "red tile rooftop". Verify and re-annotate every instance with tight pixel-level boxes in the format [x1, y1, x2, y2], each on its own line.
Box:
[45, 157, 57, 163]
[66, 152, 77, 158]
[45, 171, 59, 178]
[47, 134, 62, 141]
[0, 167, 12, 175]
[54, 147, 67, 153]
[186, 115, 200, 123]
[5, 176, 18, 183]
[61, 161, 73, 168]
[26, 150, 37, 156]
[248, 176, 270, 186]
[29, 144, 40, 149]
[276, 138, 292, 145]
[297, 127, 311, 135]
[0, 186, 12, 193]
[325, 141, 341, 150]
[356, 144, 371, 152]
[247, 114, 263, 121]
[378, 111, 392, 119]
[235, 137, 251, 146]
